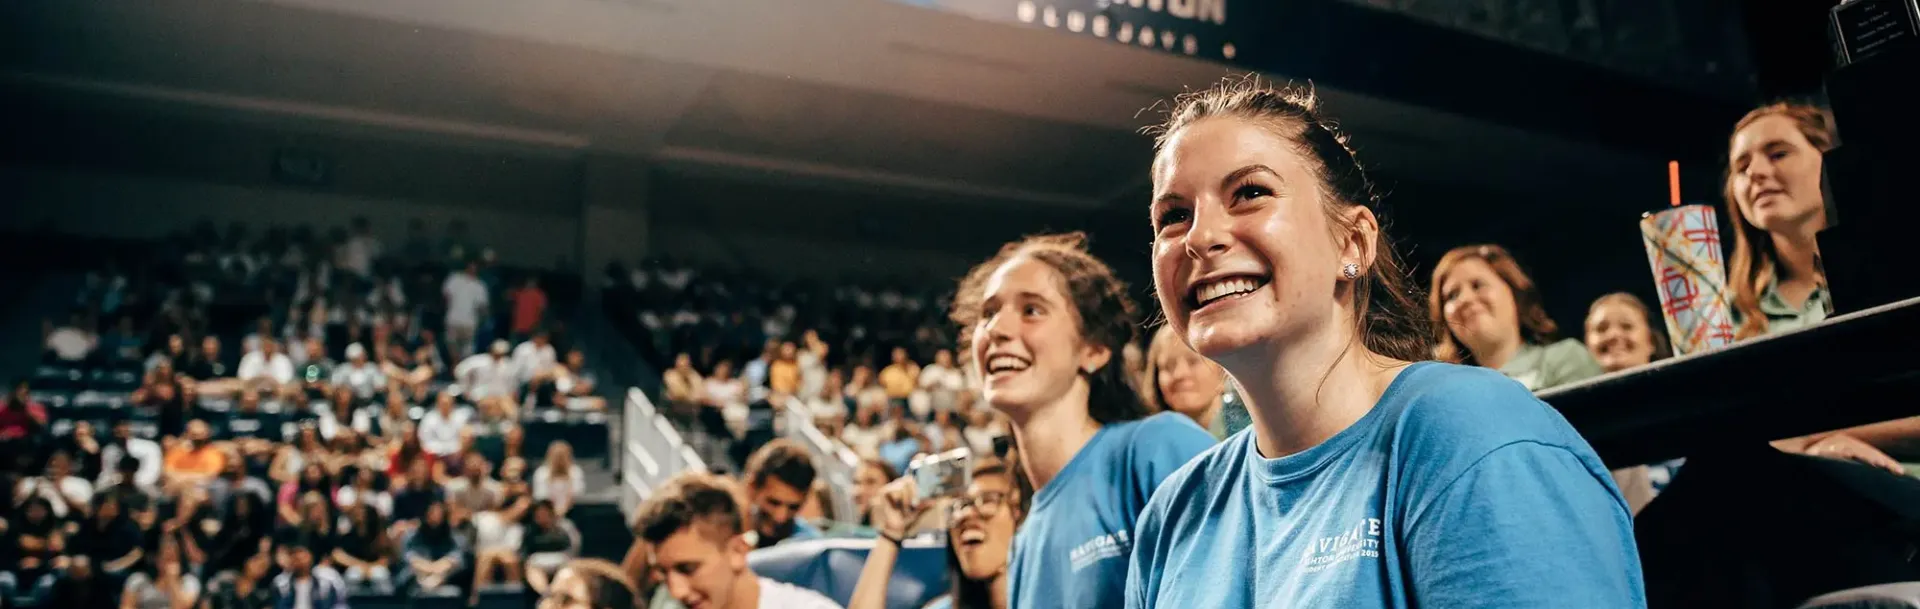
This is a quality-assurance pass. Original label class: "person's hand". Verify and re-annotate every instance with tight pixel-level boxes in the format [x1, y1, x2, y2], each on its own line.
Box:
[872, 477, 925, 542]
[1801, 433, 1906, 475]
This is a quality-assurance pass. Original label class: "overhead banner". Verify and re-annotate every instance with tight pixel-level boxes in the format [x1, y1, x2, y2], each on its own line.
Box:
[909, 0, 1252, 65]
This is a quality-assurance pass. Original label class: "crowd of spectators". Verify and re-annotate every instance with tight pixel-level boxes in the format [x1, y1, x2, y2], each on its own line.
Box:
[606, 258, 1000, 472]
[4, 218, 596, 609]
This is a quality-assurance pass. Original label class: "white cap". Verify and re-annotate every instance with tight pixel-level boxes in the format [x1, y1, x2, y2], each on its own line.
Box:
[346, 343, 366, 359]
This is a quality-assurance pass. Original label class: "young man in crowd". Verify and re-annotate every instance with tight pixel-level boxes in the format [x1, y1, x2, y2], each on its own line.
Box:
[739, 440, 820, 549]
[272, 540, 350, 609]
[632, 472, 841, 609]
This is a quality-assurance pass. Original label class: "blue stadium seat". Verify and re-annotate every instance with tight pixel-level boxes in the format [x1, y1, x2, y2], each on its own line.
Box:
[71, 390, 128, 411]
[89, 368, 141, 392]
[29, 390, 71, 410]
[748, 537, 951, 609]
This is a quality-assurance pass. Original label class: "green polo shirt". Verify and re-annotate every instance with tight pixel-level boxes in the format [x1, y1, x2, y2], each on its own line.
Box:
[1497, 338, 1607, 392]
[1752, 279, 1832, 335]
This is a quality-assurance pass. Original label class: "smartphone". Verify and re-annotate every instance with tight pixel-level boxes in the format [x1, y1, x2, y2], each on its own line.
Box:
[909, 448, 973, 502]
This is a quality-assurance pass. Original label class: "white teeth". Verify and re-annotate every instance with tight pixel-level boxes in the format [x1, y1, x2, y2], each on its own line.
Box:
[1194, 277, 1264, 306]
[986, 355, 1029, 374]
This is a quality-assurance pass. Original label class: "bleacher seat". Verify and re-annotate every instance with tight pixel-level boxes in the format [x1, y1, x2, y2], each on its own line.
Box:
[33, 364, 85, 391]
[748, 538, 950, 609]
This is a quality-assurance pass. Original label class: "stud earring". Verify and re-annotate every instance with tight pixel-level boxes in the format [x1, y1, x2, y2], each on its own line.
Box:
[1341, 262, 1360, 280]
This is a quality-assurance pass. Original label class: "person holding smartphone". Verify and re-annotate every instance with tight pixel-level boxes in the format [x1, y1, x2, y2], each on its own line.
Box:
[848, 459, 1020, 609]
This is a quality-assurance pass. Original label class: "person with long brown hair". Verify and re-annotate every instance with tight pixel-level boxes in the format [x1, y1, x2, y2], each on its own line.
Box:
[950, 233, 1214, 609]
[1429, 244, 1604, 391]
[1126, 78, 1641, 608]
[1719, 102, 1919, 464]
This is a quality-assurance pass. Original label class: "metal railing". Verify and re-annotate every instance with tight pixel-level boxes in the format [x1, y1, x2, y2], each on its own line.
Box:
[779, 397, 862, 524]
[621, 387, 706, 518]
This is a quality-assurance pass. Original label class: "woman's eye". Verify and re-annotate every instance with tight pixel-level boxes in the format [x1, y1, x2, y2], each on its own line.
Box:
[1022, 305, 1043, 317]
[1232, 184, 1272, 201]
[1154, 207, 1191, 230]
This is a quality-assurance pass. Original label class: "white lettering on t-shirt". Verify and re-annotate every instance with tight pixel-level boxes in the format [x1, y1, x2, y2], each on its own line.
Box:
[1298, 518, 1383, 573]
[1068, 528, 1131, 572]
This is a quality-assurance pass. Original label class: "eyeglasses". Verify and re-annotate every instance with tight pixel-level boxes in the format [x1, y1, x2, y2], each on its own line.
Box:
[950, 491, 1010, 522]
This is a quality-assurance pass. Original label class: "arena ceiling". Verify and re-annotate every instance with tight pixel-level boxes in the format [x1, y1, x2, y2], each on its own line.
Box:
[2, 0, 1684, 213]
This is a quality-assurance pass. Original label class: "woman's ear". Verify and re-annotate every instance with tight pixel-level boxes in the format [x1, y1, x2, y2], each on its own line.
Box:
[1340, 206, 1381, 275]
[1078, 344, 1112, 376]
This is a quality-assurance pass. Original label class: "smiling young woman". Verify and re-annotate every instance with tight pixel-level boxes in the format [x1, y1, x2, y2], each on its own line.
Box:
[948, 233, 1214, 609]
[1123, 78, 1643, 609]
[1428, 244, 1604, 392]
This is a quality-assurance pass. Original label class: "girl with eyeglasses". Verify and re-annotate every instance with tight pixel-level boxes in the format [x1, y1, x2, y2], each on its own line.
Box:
[848, 459, 1020, 609]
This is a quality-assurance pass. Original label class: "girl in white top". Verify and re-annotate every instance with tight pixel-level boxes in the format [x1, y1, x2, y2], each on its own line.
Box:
[532, 441, 585, 516]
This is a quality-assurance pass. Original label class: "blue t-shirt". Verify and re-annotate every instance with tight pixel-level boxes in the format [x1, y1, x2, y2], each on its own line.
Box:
[1009, 412, 1216, 609]
[1125, 362, 1644, 609]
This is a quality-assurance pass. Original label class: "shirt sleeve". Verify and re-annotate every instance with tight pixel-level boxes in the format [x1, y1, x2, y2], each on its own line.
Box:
[1127, 414, 1217, 508]
[1403, 442, 1644, 608]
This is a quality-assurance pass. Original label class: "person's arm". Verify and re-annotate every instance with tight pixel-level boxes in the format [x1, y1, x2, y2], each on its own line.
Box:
[105, 544, 146, 572]
[498, 493, 532, 523]
[848, 477, 921, 609]
[331, 548, 366, 571]
[525, 564, 553, 595]
[178, 523, 207, 566]
[277, 486, 303, 525]
[1822, 417, 1920, 461]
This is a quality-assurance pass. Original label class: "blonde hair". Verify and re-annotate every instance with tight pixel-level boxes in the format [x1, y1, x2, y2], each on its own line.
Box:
[1140, 325, 1225, 414]
[1722, 102, 1836, 339]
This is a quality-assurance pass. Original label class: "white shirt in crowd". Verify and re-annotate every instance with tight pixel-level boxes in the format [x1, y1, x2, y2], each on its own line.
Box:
[99, 438, 165, 490]
[238, 350, 296, 384]
[417, 407, 471, 456]
[335, 486, 393, 517]
[757, 577, 844, 609]
[512, 341, 557, 383]
[331, 362, 386, 398]
[839, 424, 881, 461]
[316, 407, 376, 441]
[442, 272, 490, 328]
[340, 234, 382, 278]
[16, 475, 93, 519]
[796, 350, 826, 402]
[456, 353, 520, 401]
[45, 327, 95, 361]
[703, 377, 747, 409]
[964, 425, 999, 461]
[531, 463, 586, 514]
[918, 364, 964, 394]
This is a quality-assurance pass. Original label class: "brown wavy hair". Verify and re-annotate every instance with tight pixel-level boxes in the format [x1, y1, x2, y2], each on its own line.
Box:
[1722, 102, 1836, 340]
[949, 232, 1149, 425]
[1144, 77, 1433, 365]
[1428, 244, 1559, 365]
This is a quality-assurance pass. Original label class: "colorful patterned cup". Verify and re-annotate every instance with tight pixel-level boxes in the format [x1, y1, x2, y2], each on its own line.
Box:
[1639, 205, 1736, 355]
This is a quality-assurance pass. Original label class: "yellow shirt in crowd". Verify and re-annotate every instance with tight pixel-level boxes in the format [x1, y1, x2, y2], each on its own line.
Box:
[879, 364, 917, 399]
[769, 360, 800, 396]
